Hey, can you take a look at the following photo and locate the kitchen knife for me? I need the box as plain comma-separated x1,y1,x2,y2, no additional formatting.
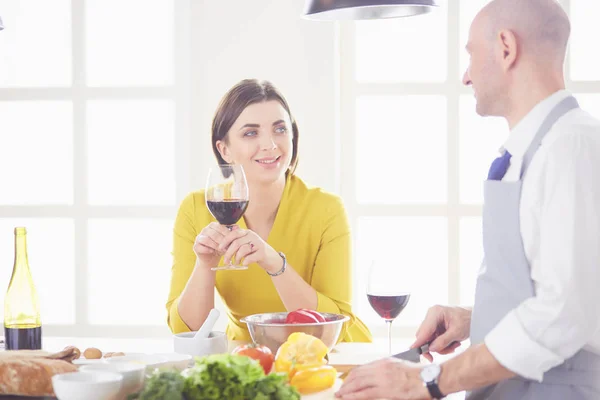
392,343,429,363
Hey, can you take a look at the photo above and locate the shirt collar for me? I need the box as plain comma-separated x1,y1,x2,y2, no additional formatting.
501,89,571,158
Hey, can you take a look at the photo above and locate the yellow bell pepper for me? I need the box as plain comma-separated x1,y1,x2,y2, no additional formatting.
290,365,338,395
274,332,329,376
288,360,328,379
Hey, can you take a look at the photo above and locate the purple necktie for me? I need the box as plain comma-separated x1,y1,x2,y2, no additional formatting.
487,150,512,181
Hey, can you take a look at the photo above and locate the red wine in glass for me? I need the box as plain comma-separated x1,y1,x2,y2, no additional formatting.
206,200,249,226
205,164,249,270
367,259,411,355
367,293,410,321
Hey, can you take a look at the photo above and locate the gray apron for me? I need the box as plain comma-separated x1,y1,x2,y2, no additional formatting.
468,96,600,399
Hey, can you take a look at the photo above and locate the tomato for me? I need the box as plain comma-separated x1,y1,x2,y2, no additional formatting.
285,309,326,324
290,365,338,395
231,343,274,374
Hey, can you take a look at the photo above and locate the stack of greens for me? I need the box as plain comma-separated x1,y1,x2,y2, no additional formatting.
130,354,300,400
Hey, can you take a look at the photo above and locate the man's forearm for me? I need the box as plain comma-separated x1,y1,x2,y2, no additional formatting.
437,343,516,395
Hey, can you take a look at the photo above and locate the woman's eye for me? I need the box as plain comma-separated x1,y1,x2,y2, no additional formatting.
275,126,287,134
244,130,257,137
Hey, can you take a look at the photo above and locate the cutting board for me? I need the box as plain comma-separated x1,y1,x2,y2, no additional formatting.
328,342,427,376
328,343,388,375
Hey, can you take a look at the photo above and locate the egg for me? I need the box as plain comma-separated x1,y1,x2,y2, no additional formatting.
83,347,102,359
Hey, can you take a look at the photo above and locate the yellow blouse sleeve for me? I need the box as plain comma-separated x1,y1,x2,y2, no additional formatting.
310,195,372,343
166,193,198,333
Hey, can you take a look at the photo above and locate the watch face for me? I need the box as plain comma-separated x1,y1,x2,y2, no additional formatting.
420,363,441,382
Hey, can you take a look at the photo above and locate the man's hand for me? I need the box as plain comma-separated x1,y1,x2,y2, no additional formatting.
335,358,431,400
412,305,472,361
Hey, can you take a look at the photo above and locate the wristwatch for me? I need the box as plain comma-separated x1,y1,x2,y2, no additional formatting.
420,364,445,399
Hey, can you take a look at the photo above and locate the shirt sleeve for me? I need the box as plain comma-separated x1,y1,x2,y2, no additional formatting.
310,194,372,342
166,193,198,334
485,131,600,381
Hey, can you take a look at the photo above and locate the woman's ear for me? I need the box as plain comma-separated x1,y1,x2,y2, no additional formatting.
216,140,232,164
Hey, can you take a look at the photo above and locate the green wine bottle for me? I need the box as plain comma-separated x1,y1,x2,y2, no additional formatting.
4,227,42,350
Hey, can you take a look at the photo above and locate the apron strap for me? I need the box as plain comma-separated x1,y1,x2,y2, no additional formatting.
520,96,579,179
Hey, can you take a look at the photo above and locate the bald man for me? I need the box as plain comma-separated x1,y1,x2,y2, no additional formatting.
336,0,600,399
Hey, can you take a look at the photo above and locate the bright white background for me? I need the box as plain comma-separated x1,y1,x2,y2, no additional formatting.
0,0,599,340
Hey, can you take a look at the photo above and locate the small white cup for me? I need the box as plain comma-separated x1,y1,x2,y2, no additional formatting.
173,330,228,357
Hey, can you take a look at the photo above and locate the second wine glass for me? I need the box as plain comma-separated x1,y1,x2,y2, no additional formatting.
366,259,411,355
205,164,249,271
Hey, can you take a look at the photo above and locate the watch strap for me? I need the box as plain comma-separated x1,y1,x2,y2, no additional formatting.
426,381,445,399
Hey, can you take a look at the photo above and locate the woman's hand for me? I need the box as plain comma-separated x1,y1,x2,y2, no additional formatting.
193,222,232,267
219,228,284,274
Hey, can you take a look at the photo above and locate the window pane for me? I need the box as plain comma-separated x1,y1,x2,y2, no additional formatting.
459,96,507,204
86,0,174,86
87,219,172,325
459,217,482,305
576,94,600,119
0,101,73,205
87,100,176,206
355,3,447,82
355,217,448,327
570,1,600,81
0,220,75,324
0,0,71,87
356,96,447,204
459,0,492,79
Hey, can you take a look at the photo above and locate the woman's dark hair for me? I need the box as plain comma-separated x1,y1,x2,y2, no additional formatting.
211,79,299,175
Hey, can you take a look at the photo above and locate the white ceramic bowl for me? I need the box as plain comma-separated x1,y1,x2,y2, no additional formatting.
173,331,228,357
72,358,106,366
105,353,169,373
52,371,122,400
154,353,194,370
80,362,145,397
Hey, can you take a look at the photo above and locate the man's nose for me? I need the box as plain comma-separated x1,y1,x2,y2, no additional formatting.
462,69,472,86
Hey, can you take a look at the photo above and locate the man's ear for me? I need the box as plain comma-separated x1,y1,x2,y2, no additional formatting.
497,29,518,71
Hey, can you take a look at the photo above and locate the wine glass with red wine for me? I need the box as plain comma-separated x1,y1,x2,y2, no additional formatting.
367,260,411,355
205,164,249,271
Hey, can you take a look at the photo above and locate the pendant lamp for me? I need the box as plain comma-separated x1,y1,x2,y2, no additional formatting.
303,0,439,20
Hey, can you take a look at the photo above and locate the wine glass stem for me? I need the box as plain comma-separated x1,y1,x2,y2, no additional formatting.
225,225,234,265
386,319,393,355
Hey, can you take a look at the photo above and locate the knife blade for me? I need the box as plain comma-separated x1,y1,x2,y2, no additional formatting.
392,343,429,363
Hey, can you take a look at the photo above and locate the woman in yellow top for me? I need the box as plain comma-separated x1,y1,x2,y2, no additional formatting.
166,79,371,343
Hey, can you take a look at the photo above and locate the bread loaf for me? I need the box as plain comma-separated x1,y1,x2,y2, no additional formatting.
0,348,79,396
